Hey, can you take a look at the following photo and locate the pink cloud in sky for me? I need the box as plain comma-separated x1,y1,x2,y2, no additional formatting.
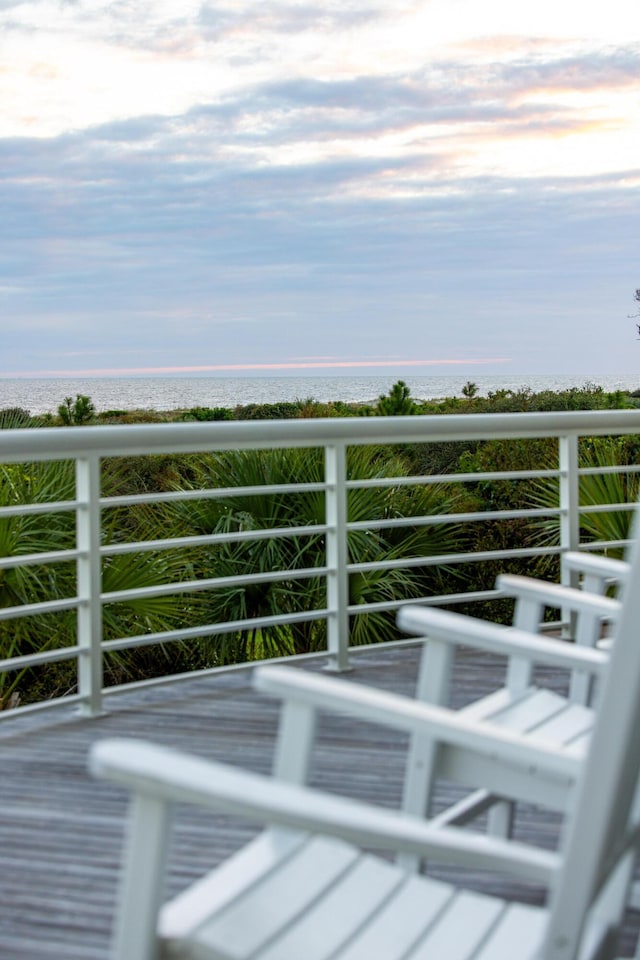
11,357,512,377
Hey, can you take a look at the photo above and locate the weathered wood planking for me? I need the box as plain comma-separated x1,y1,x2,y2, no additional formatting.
0,644,637,959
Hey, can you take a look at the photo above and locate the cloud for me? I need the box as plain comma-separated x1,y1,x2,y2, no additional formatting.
498,45,640,95
1,1,639,377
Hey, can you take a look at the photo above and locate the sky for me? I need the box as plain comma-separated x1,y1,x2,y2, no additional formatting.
1,0,639,379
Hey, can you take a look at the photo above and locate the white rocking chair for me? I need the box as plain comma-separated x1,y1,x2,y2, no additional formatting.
91,537,640,960
396,549,627,842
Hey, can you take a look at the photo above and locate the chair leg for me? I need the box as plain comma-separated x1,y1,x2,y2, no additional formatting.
487,799,515,839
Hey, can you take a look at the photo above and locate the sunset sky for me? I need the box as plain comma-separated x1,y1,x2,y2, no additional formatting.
1,0,639,378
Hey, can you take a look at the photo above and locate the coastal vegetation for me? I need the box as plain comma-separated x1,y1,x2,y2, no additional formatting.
1,381,639,706
132,445,466,664
5,379,635,430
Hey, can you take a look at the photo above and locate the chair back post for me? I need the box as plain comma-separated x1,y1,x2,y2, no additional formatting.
504,593,545,693
544,507,640,959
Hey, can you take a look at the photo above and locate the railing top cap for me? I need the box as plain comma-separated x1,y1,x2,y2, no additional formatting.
1,409,640,461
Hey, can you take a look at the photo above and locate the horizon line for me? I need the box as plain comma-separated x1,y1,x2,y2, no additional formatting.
2,358,512,378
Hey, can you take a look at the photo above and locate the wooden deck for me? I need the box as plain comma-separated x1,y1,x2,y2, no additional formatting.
1,643,638,959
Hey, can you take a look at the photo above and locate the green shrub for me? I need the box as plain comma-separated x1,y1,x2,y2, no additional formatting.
185,406,234,421
0,407,32,429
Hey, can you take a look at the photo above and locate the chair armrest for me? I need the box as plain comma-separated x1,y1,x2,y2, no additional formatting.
562,552,628,583
90,738,558,884
397,604,609,673
496,574,621,619
254,665,582,785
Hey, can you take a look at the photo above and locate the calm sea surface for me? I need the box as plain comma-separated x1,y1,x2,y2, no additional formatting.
1,374,639,416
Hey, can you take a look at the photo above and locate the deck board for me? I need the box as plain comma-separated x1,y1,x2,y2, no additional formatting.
0,643,637,958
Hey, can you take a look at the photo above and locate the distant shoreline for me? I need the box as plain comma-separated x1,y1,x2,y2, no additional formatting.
2,373,640,417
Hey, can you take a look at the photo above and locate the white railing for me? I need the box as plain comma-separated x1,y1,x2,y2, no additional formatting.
1,409,640,720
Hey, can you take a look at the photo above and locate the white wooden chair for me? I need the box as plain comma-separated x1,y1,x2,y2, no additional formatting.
91,542,640,960
398,551,627,841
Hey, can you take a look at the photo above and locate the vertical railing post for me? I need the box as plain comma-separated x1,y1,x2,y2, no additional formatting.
75,455,103,716
324,443,350,671
559,433,580,588
559,433,581,645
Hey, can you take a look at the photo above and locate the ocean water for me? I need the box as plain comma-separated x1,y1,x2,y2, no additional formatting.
1,373,639,417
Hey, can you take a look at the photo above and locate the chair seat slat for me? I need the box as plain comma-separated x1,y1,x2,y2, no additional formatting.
184,836,359,959
487,688,568,731
160,830,305,941
404,890,508,960
532,702,593,744
256,855,407,960
479,687,593,750
331,873,454,960
471,902,548,960
162,835,549,960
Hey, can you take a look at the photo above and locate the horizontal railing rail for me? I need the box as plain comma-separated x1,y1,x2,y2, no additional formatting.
1,408,639,721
